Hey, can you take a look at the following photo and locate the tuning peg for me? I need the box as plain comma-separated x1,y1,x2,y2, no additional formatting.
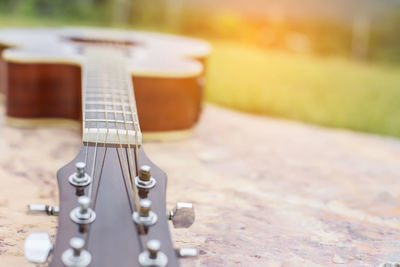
133,198,158,227
70,196,96,225
24,232,53,263
62,237,91,267
175,247,198,258
168,202,195,228
135,165,156,190
138,239,168,267
69,162,92,187
27,204,59,216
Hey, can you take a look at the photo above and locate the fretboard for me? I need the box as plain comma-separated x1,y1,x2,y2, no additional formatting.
82,47,142,145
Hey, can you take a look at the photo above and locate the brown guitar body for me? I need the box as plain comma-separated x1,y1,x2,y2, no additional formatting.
0,27,210,137
5,62,202,132
6,63,82,120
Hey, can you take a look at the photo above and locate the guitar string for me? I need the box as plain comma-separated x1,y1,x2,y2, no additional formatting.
82,56,98,198
86,52,101,200
110,43,146,223
111,43,147,243
84,47,129,210
85,47,112,245
88,46,124,207
74,51,104,250
83,57,94,171
103,44,137,206
82,44,147,252
91,47,110,203
84,142,89,165
83,58,89,167
112,50,136,211
121,43,141,175
86,46,132,245
121,47,147,241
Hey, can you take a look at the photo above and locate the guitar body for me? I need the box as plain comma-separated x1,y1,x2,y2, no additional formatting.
0,27,210,139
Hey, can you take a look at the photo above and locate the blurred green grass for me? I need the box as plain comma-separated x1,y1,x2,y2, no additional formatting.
206,40,400,137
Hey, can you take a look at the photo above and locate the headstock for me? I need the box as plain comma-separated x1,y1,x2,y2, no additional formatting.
24,143,195,266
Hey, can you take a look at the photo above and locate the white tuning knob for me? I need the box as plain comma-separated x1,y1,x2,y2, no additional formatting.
27,204,59,216
176,247,198,258
24,232,53,263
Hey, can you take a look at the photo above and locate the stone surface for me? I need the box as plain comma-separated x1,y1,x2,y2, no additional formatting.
1,104,400,266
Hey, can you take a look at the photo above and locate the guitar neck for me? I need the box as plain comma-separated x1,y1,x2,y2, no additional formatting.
82,47,142,145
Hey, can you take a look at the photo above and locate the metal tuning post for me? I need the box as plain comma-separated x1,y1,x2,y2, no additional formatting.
135,165,156,190
138,240,168,267
27,204,59,216
62,237,91,267
69,162,92,195
168,202,195,228
70,196,96,225
133,198,158,227
24,232,53,263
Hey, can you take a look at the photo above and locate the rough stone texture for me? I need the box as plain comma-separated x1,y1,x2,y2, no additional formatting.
1,104,400,266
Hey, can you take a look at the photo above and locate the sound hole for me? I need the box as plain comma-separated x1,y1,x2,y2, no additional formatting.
67,37,136,47
65,36,140,55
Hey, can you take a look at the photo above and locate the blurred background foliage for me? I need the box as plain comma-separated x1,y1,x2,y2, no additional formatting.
1,0,400,63
1,0,400,137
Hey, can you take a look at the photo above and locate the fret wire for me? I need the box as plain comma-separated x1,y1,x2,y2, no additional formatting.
85,93,129,97
86,80,130,85
86,93,128,98
85,109,132,114
85,101,130,106
85,119,135,124
86,77,130,82
86,87,129,91
86,88,129,92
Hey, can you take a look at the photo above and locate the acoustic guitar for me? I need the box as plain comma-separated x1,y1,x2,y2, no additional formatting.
0,27,210,139
0,27,211,266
